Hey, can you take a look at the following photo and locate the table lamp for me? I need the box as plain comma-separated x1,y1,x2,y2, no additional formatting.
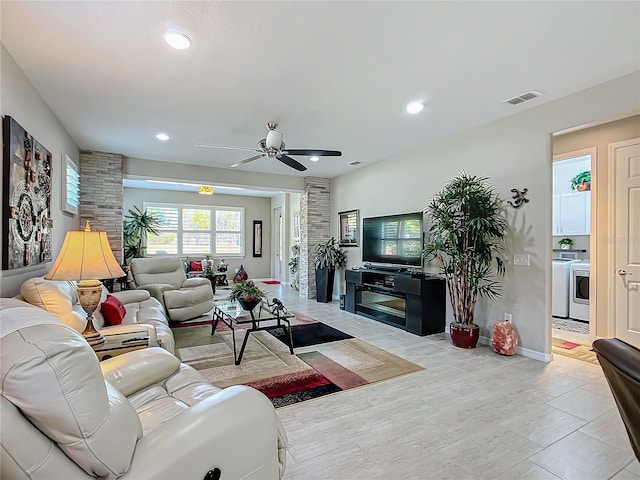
46,221,125,346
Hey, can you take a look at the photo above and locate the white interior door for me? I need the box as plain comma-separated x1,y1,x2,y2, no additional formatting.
274,207,284,281
613,137,640,347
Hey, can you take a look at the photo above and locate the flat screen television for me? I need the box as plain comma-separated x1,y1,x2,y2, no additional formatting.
362,212,424,266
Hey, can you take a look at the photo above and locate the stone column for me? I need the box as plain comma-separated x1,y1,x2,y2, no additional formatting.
299,177,330,298
79,151,124,263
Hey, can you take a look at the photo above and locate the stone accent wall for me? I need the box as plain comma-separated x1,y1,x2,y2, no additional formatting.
79,151,124,263
299,177,330,298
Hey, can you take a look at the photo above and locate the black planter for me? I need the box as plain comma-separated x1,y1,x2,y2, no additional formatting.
238,297,261,312
315,267,336,303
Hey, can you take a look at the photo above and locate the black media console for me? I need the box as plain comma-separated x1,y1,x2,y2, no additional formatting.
345,267,446,336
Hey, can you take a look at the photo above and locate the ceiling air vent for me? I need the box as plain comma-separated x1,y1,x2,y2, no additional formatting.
349,161,362,166
505,91,542,106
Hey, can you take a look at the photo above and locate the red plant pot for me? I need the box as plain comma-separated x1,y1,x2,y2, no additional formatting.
450,323,480,349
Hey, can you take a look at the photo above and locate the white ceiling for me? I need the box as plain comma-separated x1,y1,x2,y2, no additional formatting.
2,1,639,180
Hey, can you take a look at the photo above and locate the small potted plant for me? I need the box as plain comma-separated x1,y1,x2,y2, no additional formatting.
570,170,591,191
314,237,347,303
558,238,574,250
228,279,266,311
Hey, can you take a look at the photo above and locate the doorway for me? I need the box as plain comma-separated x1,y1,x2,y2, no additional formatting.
551,149,594,347
273,207,284,281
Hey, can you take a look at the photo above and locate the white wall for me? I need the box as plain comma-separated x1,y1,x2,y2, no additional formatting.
332,71,640,359
124,188,272,279
0,44,79,297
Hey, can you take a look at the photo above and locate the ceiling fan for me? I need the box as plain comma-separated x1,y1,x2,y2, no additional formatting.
197,122,341,172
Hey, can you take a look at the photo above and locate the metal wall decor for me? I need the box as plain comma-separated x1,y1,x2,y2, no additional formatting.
2,116,53,270
508,188,529,209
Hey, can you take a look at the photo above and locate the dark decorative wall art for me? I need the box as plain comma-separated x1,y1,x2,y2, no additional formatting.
2,116,53,270
253,220,263,257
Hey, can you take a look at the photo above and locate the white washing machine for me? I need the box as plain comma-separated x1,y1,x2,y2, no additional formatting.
570,260,590,321
552,259,580,318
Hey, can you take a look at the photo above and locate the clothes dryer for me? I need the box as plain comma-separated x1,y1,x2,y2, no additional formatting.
569,260,590,321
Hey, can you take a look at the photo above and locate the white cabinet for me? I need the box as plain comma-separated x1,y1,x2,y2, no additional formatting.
553,191,591,235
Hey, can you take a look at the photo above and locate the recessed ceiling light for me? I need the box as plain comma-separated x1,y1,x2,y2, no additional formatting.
155,133,170,141
310,156,320,162
406,101,424,114
163,31,191,50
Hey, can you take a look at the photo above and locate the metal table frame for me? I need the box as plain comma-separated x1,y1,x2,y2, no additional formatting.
211,300,294,365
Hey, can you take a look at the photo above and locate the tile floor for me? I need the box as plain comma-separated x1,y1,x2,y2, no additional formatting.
260,284,640,480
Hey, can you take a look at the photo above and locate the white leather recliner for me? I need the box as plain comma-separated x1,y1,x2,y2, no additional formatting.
130,256,214,322
0,303,288,479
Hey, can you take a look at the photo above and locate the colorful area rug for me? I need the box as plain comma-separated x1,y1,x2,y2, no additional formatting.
552,337,598,365
174,317,423,408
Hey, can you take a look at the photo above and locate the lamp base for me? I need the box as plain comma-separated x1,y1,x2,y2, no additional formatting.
82,324,105,346
77,280,105,347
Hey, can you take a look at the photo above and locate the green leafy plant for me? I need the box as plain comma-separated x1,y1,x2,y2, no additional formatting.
228,280,266,303
558,238,574,247
314,237,347,270
123,206,160,261
422,172,507,326
570,170,591,190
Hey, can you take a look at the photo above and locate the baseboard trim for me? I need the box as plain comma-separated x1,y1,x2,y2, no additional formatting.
443,327,552,363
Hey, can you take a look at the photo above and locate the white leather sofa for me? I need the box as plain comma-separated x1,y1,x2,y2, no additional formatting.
18,276,175,354
130,256,214,322
0,302,288,479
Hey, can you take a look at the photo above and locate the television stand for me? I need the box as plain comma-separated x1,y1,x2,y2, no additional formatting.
345,269,445,336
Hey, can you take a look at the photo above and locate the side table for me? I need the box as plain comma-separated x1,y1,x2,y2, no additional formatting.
92,330,150,361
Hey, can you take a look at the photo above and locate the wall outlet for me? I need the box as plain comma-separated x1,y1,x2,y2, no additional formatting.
504,313,512,323
234,268,239,273
513,254,530,266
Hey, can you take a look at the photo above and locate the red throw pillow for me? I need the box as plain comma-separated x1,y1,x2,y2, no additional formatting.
190,260,203,271
101,294,126,326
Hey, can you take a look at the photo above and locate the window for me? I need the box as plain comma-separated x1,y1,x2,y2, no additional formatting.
144,202,245,257
62,154,79,214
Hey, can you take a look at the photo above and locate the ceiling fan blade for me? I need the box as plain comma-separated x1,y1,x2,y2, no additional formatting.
197,143,259,153
278,155,307,171
230,154,265,168
286,149,342,157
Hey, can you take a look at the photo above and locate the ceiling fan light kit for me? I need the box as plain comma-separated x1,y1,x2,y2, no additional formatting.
198,122,342,172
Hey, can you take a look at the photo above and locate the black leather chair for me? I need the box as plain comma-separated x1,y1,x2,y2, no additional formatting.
592,338,640,461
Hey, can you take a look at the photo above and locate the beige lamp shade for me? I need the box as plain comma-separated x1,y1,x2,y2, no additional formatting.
46,222,125,281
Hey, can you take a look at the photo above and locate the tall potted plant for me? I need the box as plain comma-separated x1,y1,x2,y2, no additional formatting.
422,173,507,348
123,206,160,261
314,237,347,303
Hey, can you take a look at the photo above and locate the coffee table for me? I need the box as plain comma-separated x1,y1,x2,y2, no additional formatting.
211,299,295,365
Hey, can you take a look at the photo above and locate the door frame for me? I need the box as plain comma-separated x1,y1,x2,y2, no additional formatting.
608,137,640,340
